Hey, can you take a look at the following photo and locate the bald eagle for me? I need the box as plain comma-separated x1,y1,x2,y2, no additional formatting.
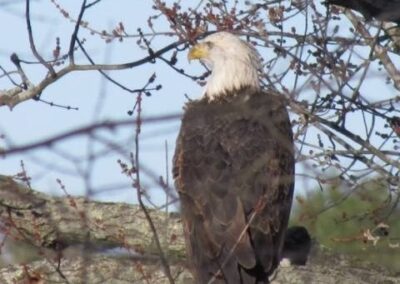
173,32,294,284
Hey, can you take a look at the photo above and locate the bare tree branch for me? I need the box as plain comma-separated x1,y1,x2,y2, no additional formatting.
0,40,186,109
0,114,181,156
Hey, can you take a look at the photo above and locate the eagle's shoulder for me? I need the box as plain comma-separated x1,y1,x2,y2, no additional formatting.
174,88,293,183
181,88,288,118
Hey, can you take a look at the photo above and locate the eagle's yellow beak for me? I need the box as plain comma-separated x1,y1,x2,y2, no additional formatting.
188,43,208,61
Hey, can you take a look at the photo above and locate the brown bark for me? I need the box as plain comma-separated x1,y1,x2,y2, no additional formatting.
0,175,184,257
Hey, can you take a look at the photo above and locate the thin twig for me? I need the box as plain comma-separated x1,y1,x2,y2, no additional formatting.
25,0,56,77
68,0,87,64
133,94,175,284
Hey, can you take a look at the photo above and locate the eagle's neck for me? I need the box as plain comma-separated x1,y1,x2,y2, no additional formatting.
204,59,260,101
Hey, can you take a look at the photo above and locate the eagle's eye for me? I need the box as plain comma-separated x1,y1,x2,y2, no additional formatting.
204,41,214,49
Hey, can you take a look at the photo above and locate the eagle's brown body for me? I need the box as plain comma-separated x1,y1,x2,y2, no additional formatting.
173,88,294,283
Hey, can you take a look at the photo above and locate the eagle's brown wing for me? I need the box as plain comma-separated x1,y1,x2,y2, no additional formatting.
173,89,294,284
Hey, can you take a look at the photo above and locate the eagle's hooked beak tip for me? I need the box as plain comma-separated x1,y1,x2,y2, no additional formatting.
187,48,195,63
188,44,206,63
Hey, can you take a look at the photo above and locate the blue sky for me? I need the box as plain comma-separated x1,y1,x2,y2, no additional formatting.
0,0,201,207
1,0,398,211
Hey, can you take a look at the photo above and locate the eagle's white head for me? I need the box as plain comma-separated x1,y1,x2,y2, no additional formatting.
188,32,262,101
